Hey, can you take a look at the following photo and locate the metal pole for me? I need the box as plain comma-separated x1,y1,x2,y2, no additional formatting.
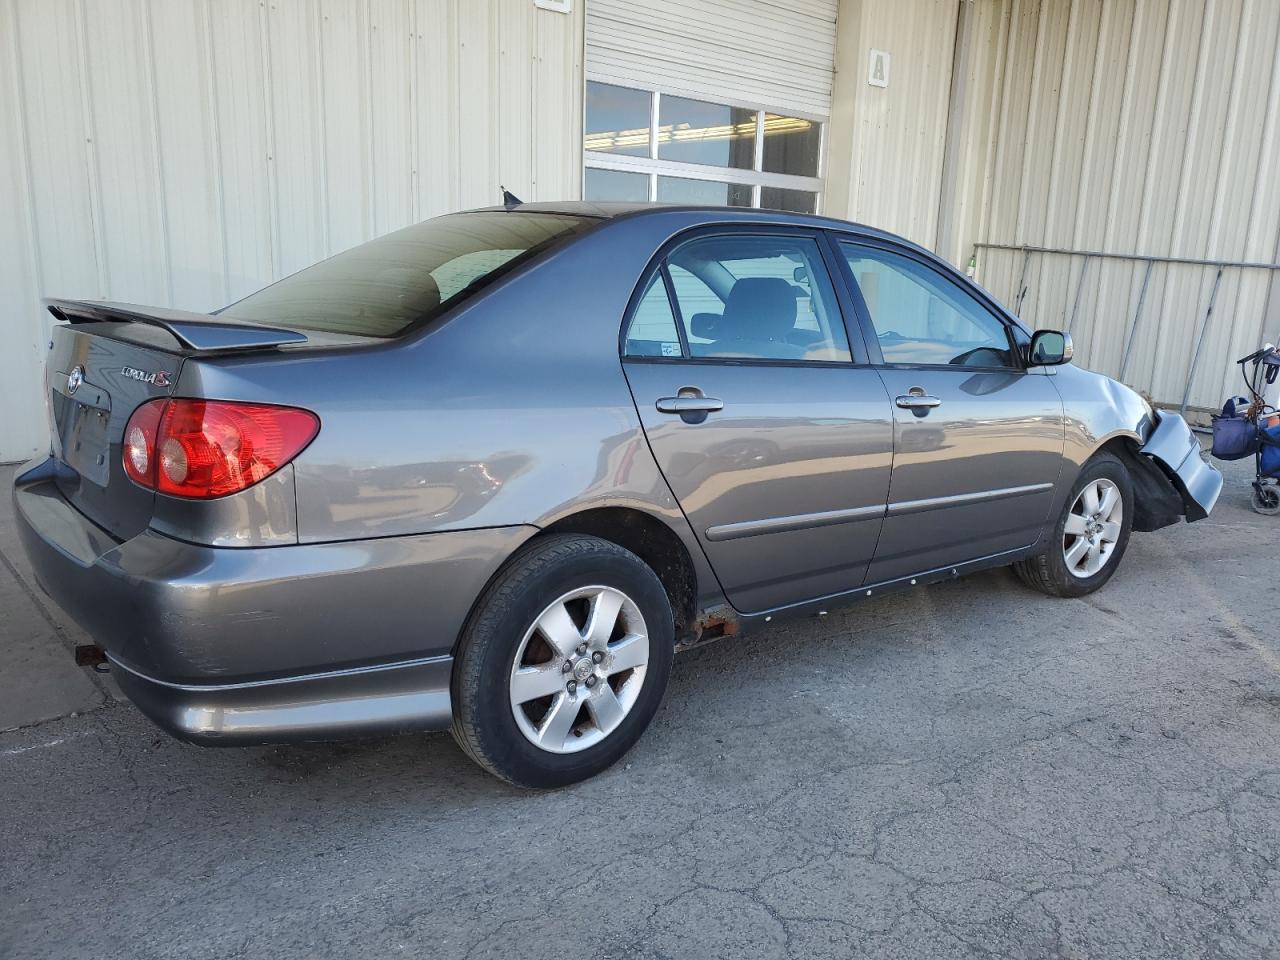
973,241,1280,273
1066,255,1093,331
1118,260,1154,383
1181,267,1224,415
1014,249,1032,316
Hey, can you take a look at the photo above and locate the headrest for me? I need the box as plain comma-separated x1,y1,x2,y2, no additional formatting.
720,277,797,342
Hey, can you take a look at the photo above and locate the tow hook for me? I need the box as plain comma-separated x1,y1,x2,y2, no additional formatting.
74,644,110,673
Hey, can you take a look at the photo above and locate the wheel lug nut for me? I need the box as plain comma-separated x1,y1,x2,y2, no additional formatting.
576,643,587,655
585,676,596,688
561,660,573,673
567,680,576,693
592,651,604,664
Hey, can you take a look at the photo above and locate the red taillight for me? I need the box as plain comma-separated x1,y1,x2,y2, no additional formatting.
122,399,319,499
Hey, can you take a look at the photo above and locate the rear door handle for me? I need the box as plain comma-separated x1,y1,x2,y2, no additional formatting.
655,396,724,414
655,388,723,424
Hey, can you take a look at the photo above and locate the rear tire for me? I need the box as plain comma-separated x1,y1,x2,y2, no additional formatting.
450,534,674,788
1014,452,1134,598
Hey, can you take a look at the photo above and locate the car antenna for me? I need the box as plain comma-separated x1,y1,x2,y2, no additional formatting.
500,185,522,209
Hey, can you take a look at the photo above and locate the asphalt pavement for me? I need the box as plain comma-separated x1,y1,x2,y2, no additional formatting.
2,454,1278,959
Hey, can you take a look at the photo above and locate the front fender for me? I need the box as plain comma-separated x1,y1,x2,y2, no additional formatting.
1139,410,1222,522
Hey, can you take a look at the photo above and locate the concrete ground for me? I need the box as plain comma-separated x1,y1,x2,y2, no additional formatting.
2,454,1278,960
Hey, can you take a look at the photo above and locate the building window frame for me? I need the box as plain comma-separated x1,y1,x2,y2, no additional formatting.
583,82,826,212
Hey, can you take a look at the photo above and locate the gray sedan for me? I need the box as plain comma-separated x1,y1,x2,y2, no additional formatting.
14,202,1221,787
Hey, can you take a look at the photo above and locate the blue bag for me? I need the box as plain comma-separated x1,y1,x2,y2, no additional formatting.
1212,415,1260,461
1261,422,1280,478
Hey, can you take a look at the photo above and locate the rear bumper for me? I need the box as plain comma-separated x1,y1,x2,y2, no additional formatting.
13,458,537,743
110,653,453,745
1140,410,1222,521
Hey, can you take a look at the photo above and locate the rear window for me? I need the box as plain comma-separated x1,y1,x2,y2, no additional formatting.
219,212,593,337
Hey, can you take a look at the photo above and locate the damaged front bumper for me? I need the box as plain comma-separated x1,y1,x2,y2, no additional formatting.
1140,410,1222,522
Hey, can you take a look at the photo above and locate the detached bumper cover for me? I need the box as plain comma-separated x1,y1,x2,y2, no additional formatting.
1140,410,1222,522
13,459,537,744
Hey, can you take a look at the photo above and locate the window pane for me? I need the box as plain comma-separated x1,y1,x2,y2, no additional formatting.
657,95,755,168
221,213,591,337
584,82,651,157
840,244,1015,367
761,114,821,177
656,176,752,207
759,187,816,214
666,235,850,363
624,275,682,357
584,167,649,202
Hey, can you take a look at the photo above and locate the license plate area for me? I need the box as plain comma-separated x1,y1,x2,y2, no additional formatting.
51,376,113,487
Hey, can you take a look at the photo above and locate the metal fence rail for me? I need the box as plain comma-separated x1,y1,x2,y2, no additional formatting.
972,242,1280,415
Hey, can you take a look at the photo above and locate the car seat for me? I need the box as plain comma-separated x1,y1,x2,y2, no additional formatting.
707,277,804,360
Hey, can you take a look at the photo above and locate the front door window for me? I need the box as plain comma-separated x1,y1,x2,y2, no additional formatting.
840,244,1017,368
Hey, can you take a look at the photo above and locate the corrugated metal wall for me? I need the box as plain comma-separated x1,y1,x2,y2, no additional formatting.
0,0,584,462
586,0,838,117
824,0,959,249
965,0,1280,412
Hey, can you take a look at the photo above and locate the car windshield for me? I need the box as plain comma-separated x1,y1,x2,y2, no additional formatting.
219,212,594,337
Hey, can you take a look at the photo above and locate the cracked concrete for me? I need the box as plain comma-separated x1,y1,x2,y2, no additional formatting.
1,455,1278,959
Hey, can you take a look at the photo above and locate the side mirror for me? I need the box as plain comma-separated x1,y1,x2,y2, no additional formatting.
1028,329,1073,366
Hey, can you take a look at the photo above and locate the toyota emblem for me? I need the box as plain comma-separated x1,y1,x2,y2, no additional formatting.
67,365,85,395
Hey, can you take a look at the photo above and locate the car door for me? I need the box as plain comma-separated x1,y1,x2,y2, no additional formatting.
834,238,1066,584
621,228,894,614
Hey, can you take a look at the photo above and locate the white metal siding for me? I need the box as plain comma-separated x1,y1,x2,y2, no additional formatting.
0,0,584,462
823,0,960,248
964,0,1280,412
586,0,838,117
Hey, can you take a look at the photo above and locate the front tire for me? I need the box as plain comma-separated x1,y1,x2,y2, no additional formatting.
1014,452,1134,598
451,534,674,788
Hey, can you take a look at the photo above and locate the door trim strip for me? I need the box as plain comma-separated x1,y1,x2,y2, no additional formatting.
703,481,1054,543
885,482,1053,517
705,503,885,542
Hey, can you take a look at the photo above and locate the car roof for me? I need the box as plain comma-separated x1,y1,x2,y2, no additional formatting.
465,200,925,254
465,200,942,265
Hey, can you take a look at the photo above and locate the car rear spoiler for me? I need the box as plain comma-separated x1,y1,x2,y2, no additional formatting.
44,299,308,353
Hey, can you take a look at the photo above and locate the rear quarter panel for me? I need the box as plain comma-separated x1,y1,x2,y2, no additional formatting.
176,211,732,604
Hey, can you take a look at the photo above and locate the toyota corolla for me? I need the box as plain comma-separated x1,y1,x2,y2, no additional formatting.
14,202,1221,787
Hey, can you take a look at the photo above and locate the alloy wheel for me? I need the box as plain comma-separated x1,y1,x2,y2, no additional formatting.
509,585,650,754
1063,477,1123,579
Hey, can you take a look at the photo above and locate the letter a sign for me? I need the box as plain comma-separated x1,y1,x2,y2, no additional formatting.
868,49,890,88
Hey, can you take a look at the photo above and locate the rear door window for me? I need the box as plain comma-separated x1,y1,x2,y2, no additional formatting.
220,212,593,337
625,234,852,363
624,275,683,358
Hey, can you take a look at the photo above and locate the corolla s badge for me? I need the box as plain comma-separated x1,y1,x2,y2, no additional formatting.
120,366,171,387
66,365,84,394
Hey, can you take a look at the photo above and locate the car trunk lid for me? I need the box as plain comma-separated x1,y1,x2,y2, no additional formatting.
43,300,308,541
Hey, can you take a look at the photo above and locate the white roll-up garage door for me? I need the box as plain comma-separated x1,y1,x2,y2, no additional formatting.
586,0,839,119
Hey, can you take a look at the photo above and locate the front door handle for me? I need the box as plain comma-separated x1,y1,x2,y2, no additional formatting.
655,396,724,414
895,387,942,412
894,395,942,409
655,388,723,424
895,387,942,419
